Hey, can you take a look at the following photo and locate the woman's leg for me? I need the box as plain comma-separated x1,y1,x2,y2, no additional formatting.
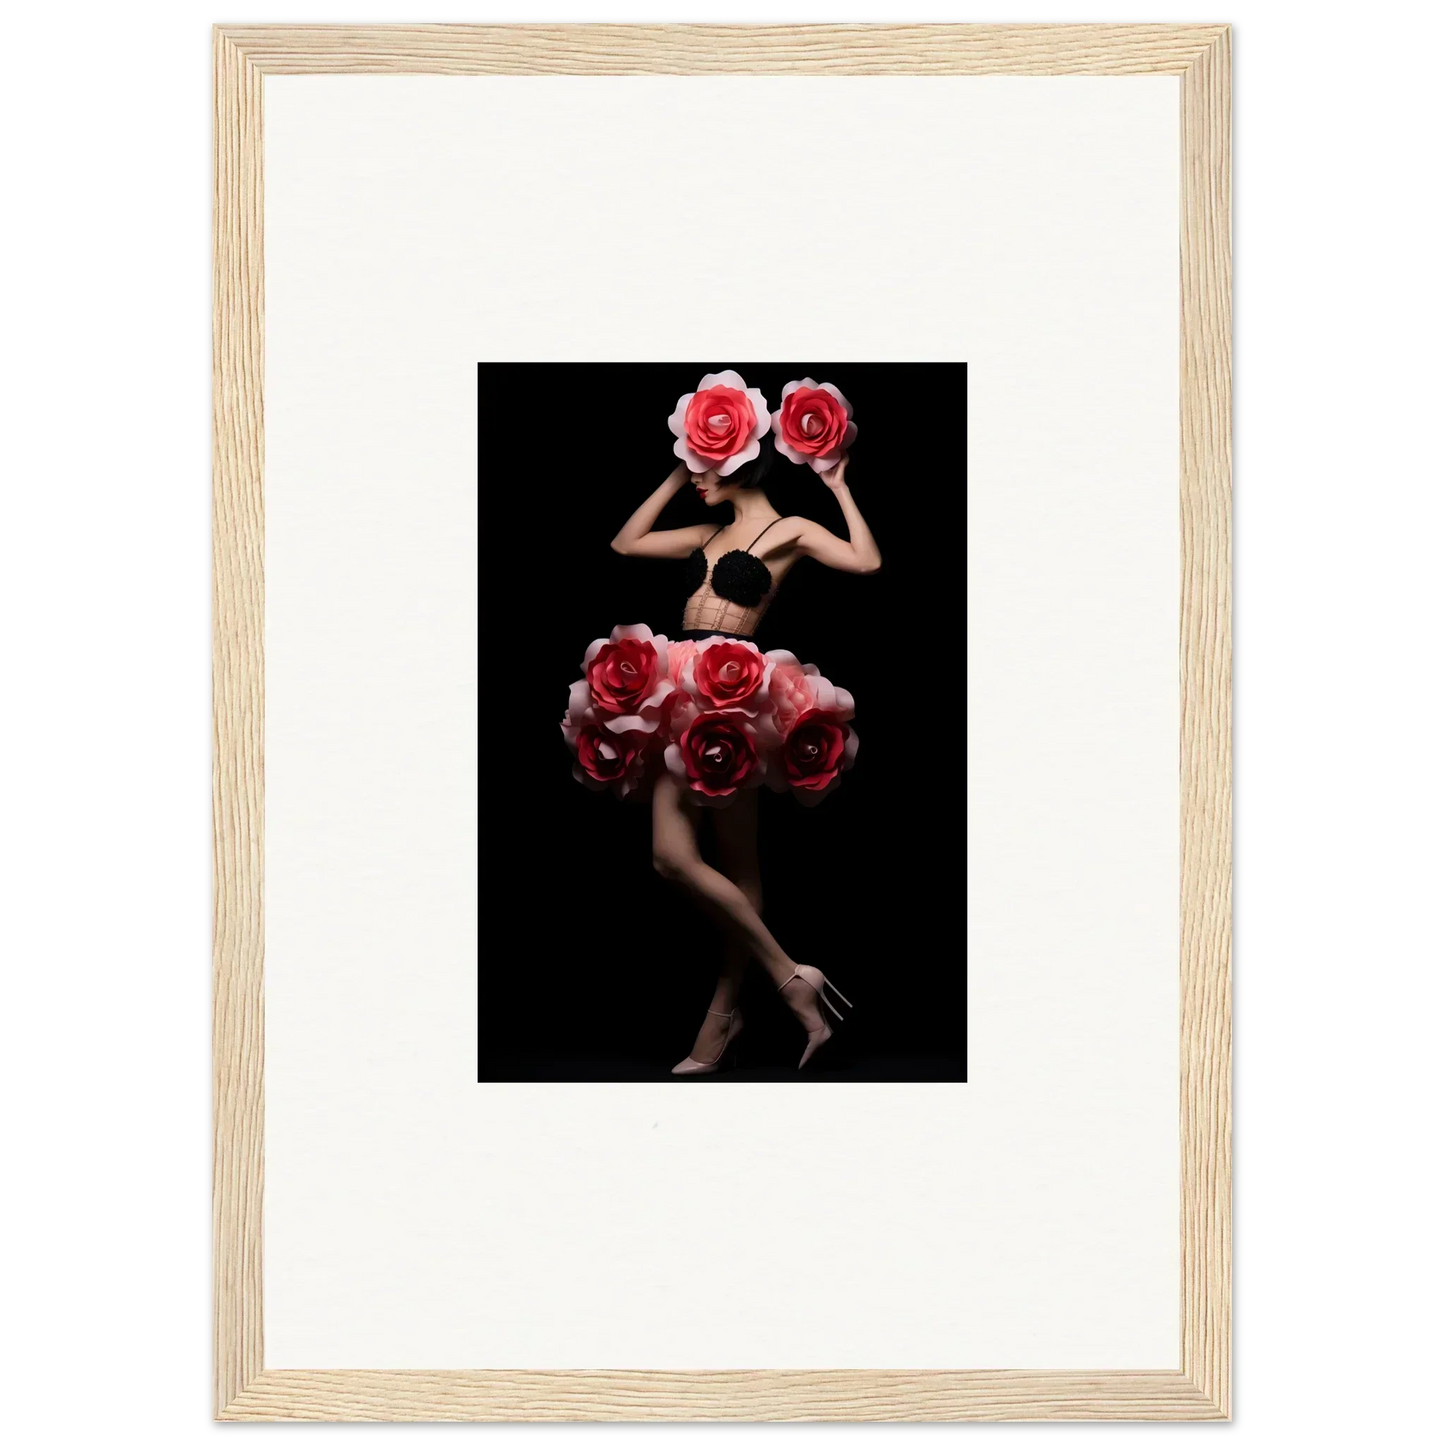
652,775,827,1047
682,789,760,1062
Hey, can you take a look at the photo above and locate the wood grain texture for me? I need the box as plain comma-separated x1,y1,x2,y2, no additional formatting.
213,22,1231,1423
213,26,265,1420
222,22,1228,76
1178,26,1233,1421
221,1369,1221,1422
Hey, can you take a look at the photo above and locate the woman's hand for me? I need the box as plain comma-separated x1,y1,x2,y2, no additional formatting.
794,452,881,574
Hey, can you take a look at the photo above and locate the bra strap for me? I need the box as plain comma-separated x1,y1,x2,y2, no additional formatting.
746,517,784,553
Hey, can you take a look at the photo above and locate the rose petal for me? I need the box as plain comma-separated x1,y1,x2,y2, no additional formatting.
604,714,658,734
716,435,761,476
673,438,712,473
746,388,770,437
773,434,810,468
700,370,747,392
640,678,675,710
566,677,596,715
794,778,839,807
667,393,695,437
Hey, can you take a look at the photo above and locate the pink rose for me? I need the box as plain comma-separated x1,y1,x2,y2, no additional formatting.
681,637,773,715
771,378,857,473
777,708,858,805
668,370,770,476
665,711,762,804
764,652,816,737
581,623,674,728
666,638,698,680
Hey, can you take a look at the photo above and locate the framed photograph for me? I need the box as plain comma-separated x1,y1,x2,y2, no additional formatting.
215,22,1230,1422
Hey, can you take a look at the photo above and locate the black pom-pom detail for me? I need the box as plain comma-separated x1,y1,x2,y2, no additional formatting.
682,548,708,595
710,550,772,609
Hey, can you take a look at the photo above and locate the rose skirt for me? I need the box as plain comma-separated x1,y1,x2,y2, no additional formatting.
561,624,858,807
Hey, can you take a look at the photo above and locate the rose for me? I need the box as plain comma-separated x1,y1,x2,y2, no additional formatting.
580,623,674,727
666,638,698,682
561,627,675,798
764,652,816,738
568,722,653,797
771,378,857,473
757,654,858,803
777,709,859,804
668,370,771,476
561,640,668,796
680,637,773,717
762,651,854,735
665,711,762,803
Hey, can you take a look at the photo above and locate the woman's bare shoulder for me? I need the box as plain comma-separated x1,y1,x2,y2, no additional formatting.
776,516,830,546
772,515,817,539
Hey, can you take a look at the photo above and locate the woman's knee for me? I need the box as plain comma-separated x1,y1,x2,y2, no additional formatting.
652,845,697,887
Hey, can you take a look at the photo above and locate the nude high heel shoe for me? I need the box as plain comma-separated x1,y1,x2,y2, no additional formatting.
671,1007,745,1076
777,965,854,1070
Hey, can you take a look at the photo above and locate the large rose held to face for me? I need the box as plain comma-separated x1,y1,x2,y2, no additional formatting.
668,370,771,476
666,711,761,801
771,378,858,473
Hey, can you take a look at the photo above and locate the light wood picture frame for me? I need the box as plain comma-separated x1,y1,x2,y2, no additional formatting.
214,22,1231,1422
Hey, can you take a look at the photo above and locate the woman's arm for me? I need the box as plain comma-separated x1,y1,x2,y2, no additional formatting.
792,456,882,574
611,465,714,558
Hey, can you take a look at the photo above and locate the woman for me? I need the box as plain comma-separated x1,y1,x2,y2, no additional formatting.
607,403,882,1074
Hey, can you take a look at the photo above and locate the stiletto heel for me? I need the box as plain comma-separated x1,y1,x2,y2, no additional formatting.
777,965,853,1070
671,1007,745,1076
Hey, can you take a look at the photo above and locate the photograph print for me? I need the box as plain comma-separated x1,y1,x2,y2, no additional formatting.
478,363,966,1081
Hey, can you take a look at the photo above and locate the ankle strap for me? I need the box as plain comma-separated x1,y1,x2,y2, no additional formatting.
707,1007,736,1020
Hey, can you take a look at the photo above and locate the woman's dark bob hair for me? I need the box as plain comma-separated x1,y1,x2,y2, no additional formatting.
724,430,777,490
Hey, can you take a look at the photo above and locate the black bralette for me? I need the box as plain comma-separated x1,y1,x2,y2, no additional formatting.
684,519,783,610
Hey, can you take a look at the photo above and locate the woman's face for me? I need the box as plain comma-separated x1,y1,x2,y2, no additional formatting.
692,470,740,507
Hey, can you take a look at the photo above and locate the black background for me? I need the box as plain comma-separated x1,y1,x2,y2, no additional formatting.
477,363,966,1081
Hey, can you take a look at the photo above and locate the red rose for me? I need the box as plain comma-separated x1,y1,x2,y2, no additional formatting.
586,634,663,716
781,709,850,793
770,378,858,473
573,724,648,788
667,371,770,476
690,640,767,711
778,389,848,457
684,386,756,464
667,712,760,799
